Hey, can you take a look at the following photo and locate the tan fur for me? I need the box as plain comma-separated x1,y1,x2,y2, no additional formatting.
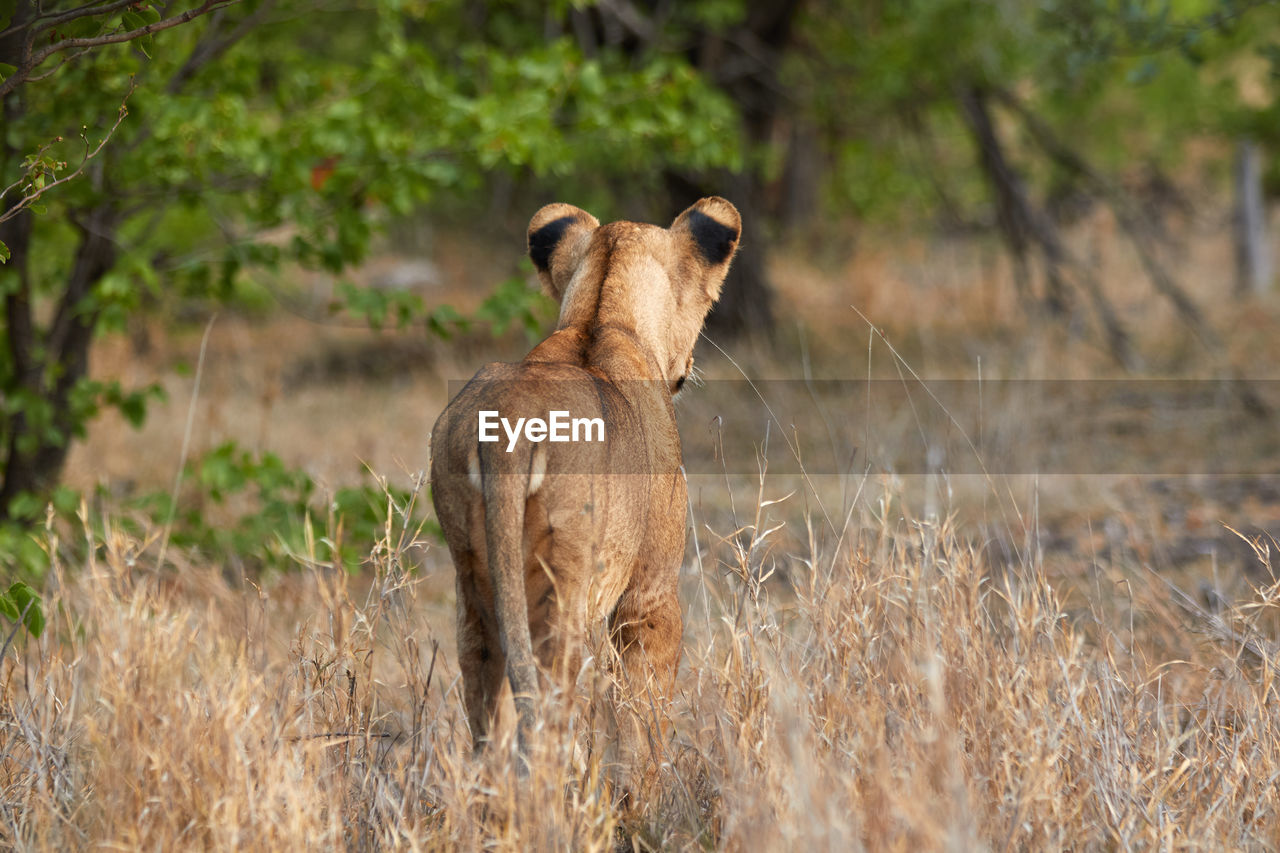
428,198,740,795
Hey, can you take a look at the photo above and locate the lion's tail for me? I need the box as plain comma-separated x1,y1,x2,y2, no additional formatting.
478,440,538,772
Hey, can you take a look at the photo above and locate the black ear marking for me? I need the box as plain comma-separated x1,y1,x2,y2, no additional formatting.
687,210,739,265
528,215,578,272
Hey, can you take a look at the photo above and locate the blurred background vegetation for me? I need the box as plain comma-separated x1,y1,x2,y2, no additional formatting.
3,0,1280,582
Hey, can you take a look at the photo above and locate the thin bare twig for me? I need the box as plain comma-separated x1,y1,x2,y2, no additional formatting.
0,596,38,663
697,331,837,538
0,82,135,225
22,46,96,82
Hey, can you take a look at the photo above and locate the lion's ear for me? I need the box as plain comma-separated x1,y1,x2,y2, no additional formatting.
670,197,741,302
528,203,600,302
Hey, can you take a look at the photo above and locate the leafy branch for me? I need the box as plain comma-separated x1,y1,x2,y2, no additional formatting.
0,82,135,240
0,0,240,99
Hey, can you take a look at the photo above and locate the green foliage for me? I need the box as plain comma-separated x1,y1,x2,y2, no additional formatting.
147,440,432,573
0,441,430,581
790,0,1280,222
0,522,52,579
0,0,742,525
473,268,558,341
332,264,554,341
334,282,428,332
0,582,44,640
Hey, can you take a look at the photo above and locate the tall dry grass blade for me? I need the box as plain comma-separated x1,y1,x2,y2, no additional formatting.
156,312,217,572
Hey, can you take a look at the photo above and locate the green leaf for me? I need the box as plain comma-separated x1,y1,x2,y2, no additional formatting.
0,240,9,264
63,15,103,38
121,11,154,57
51,486,80,516
6,492,42,522
120,395,146,426
5,583,44,638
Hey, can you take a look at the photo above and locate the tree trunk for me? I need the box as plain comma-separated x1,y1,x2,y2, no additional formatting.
0,0,241,520
580,0,803,339
0,208,118,520
958,86,1070,315
0,1,38,520
0,210,39,520
780,120,821,231
668,0,803,339
1234,137,1272,297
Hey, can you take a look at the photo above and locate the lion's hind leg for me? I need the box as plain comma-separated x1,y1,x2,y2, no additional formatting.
605,566,683,801
454,550,507,753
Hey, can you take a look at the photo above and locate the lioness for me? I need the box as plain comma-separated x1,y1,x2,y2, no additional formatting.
429,198,740,788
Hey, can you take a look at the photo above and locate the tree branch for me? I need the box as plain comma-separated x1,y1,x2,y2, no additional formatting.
23,45,95,81
165,0,275,94
986,87,1269,414
26,0,138,38
0,0,241,99
990,86,1223,352
958,85,1138,369
1,0,120,37
0,82,133,225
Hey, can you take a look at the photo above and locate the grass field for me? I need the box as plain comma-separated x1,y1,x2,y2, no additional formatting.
4,212,1280,849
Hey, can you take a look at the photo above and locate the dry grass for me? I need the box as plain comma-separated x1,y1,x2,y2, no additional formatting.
3,464,1279,850
9,211,1280,848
